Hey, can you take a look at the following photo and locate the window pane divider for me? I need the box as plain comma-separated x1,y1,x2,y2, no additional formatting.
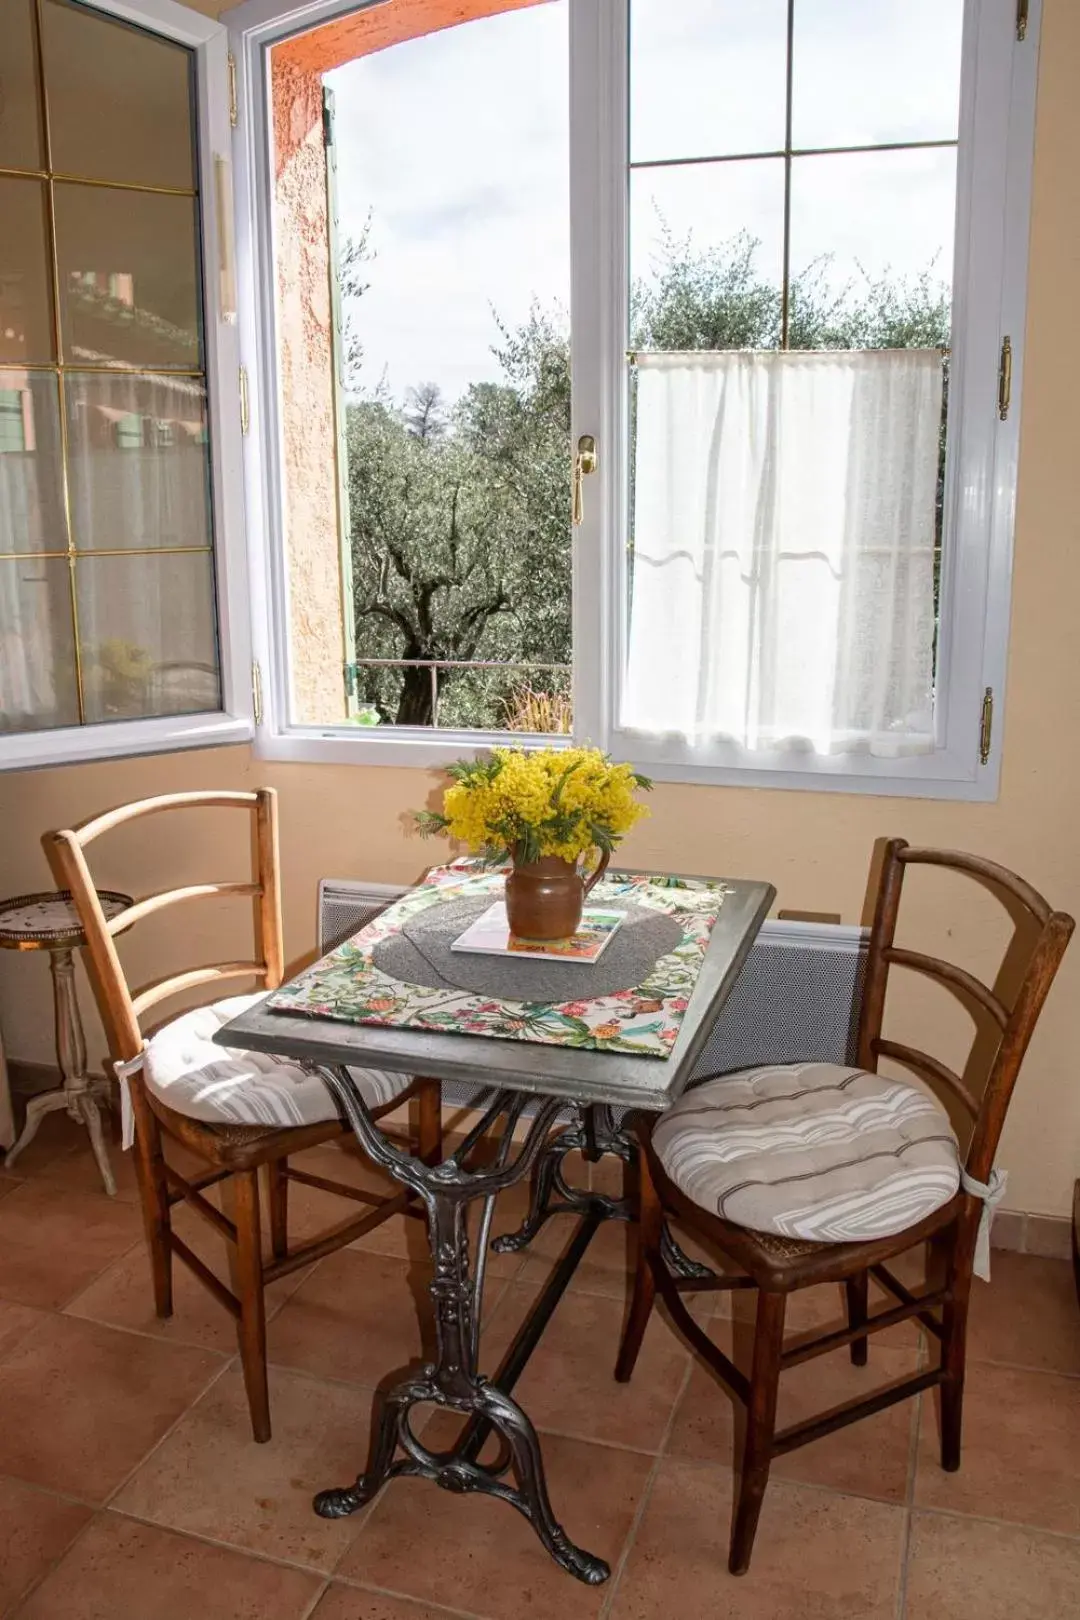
628,136,958,173
0,164,197,197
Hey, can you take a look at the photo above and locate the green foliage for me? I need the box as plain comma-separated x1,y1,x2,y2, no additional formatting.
343,229,951,727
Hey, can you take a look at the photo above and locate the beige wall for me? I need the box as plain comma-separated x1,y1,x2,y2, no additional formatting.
1,0,1078,1220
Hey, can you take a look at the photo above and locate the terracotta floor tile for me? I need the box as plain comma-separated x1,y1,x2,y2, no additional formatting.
610,1457,904,1619
0,1477,92,1617
914,1362,1080,1534
114,1362,380,1572
480,1282,688,1451
0,1313,224,1502
66,1204,311,1354
0,1182,142,1309
25,1136,141,1205
268,1250,434,1388
337,1428,652,1620
966,1253,1080,1374
518,1221,636,1302
14,1513,322,1620
0,1300,50,1361
667,1324,920,1502
905,1511,1080,1620
0,1176,23,1203
1,1109,91,1177
314,1586,480,1620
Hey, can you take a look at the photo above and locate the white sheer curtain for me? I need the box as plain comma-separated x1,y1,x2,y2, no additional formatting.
621,348,944,756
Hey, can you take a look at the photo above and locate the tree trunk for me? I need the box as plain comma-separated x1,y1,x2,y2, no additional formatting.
396,664,437,726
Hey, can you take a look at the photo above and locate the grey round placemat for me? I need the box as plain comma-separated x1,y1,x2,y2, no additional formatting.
371,893,684,1003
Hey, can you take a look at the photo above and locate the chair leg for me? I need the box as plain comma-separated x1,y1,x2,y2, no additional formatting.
615,1149,661,1383
730,1289,786,1576
266,1156,289,1263
129,1083,173,1319
939,1230,973,1473
845,1269,869,1367
415,1077,443,1166
234,1168,271,1444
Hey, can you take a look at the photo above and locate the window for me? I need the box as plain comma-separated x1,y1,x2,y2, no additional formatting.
7,2,1023,788
0,0,249,769
233,0,1037,799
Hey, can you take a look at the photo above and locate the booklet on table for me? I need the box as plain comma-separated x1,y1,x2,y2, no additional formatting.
450,900,626,963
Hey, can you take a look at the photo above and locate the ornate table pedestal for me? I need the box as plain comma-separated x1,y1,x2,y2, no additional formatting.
0,890,131,1196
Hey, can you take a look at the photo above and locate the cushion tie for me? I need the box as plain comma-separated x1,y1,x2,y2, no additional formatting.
112,1047,148,1151
960,1167,1007,1281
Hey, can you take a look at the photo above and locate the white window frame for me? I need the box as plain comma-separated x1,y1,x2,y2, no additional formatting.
231,0,1037,802
0,0,253,773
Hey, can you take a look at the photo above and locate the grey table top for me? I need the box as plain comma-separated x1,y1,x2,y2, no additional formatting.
214,874,775,1113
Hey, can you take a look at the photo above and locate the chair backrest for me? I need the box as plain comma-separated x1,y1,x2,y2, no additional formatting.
857,840,1074,1184
43,789,283,1066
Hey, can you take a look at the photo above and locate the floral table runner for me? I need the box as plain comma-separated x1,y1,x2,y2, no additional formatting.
268,859,730,1059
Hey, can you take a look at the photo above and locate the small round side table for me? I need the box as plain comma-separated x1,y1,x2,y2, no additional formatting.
0,890,132,1196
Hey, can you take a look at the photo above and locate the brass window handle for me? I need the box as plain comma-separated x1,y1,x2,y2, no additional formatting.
572,434,598,525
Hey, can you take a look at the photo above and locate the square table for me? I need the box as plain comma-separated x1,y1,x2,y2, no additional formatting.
216,870,773,1584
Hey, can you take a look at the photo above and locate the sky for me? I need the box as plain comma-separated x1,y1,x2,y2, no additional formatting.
323,0,963,406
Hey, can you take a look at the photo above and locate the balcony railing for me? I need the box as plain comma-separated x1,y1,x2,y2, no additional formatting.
344,657,571,729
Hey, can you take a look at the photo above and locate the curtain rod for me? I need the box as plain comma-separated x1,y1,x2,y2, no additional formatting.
626,346,951,363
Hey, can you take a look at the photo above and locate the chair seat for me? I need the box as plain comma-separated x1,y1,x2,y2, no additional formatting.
143,993,412,1128
653,1062,961,1243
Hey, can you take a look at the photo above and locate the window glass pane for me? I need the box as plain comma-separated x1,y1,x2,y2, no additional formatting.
793,0,964,148
65,372,210,551
0,178,55,364
631,160,785,348
0,370,66,552
0,0,44,171
272,0,572,730
789,148,957,332
54,183,201,369
0,555,79,730
631,0,788,164
41,0,195,190
76,550,219,721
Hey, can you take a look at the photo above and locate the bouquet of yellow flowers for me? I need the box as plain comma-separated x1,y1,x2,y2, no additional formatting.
416,746,651,865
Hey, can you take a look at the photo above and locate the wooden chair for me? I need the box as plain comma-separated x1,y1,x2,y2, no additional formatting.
45,789,441,1443
616,841,1073,1575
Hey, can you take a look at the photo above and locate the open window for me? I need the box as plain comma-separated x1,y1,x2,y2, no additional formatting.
233,0,1038,799
0,0,250,772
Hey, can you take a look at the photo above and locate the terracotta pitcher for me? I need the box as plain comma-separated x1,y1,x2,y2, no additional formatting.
504,849,610,941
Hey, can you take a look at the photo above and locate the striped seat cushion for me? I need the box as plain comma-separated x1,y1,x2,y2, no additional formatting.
143,994,412,1128
653,1062,960,1242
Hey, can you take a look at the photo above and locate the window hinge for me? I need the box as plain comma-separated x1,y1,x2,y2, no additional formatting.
227,51,238,128
997,336,1012,421
239,364,249,436
979,687,994,766
1016,0,1029,41
251,660,264,727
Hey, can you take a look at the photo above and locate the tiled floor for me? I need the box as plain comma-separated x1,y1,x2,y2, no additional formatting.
1,1115,1078,1619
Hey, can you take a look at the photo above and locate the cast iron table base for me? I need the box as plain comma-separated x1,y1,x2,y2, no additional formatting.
311,1068,620,1584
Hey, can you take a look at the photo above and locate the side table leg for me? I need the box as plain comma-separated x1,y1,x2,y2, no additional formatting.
53,947,116,1197
77,1090,118,1198
3,1089,68,1170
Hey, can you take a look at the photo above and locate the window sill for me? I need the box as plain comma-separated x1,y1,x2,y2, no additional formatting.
0,713,254,774
254,725,574,769
253,724,1000,801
